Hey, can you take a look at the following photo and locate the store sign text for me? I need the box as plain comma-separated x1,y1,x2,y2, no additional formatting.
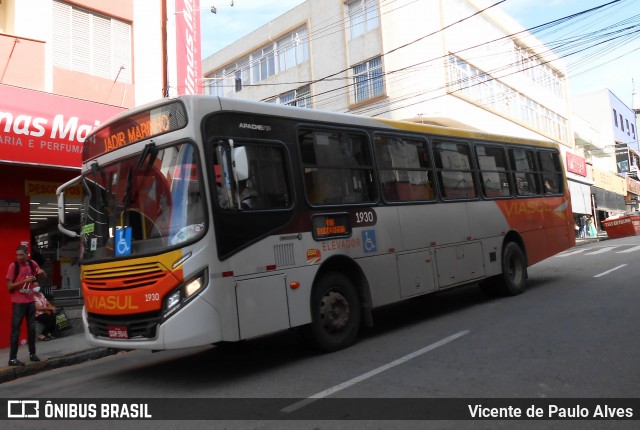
0,111,99,143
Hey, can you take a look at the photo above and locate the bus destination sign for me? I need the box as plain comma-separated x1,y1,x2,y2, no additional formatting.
311,213,351,240
83,101,188,162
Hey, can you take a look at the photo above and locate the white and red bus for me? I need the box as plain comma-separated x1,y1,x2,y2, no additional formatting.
57,96,574,352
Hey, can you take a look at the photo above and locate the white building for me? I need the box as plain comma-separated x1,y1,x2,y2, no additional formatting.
203,0,624,221
572,89,640,215
202,0,572,144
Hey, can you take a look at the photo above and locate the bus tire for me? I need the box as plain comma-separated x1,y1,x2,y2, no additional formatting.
310,273,361,352
498,241,527,296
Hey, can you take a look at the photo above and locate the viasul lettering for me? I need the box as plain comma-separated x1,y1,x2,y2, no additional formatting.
87,295,138,310
503,201,549,216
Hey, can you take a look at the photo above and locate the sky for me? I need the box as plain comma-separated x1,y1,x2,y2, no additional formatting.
199,0,640,107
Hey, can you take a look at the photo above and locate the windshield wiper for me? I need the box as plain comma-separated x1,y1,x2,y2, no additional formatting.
121,141,158,227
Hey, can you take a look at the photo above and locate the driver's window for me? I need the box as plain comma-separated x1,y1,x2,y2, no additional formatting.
214,143,291,211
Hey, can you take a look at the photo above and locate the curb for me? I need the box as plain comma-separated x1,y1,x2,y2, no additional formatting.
574,236,608,247
0,348,123,384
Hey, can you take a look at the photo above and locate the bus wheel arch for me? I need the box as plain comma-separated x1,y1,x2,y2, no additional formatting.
308,256,372,352
479,232,528,297
497,232,528,296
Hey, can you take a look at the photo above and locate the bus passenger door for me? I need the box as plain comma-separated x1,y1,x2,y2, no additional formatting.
235,274,290,339
397,250,436,298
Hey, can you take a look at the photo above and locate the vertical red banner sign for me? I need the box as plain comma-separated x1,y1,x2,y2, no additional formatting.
175,0,202,95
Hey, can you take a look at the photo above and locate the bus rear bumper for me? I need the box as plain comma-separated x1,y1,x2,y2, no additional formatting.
82,297,223,350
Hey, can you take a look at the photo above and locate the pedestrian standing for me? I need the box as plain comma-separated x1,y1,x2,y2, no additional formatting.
5,244,47,366
587,215,597,237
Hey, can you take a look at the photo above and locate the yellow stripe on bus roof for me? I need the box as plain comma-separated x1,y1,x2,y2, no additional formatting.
373,117,560,149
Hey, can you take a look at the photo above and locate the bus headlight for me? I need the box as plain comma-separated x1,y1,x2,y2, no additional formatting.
184,276,204,298
163,269,208,318
166,291,181,311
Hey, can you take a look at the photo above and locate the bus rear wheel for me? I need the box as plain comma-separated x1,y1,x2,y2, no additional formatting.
310,273,361,352
498,241,527,296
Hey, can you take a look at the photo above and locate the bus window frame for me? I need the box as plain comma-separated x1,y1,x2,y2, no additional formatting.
507,146,543,198
206,137,296,213
432,139,480,202
473,142,514,200
537,149,564,196
297,125,378,208
372,132,437,204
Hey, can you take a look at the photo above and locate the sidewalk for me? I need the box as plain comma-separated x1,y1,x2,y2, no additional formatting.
0,330,119,384
574,231,608,246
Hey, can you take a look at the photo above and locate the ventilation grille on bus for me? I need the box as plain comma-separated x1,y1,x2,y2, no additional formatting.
83,262,167,291
274,243,295,267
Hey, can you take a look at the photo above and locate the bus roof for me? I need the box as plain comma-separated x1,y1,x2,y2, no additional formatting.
86,95,560,161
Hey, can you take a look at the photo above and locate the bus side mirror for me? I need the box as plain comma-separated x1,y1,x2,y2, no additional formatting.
233,146,249,181
57,177,81,238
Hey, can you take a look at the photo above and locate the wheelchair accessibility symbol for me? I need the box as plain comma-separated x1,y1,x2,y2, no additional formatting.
115,227,132,256
361,230,377,254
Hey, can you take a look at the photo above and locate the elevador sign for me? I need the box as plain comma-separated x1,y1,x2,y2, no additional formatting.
0,85,124,169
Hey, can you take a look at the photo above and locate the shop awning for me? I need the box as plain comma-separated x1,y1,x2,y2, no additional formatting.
591,186,626,212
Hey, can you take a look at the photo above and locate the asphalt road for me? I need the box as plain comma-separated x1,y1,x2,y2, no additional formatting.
1,236,639,430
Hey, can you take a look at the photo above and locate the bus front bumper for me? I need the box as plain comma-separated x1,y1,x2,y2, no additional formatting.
83,297,223,350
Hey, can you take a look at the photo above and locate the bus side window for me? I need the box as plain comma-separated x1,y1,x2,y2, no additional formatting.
217,144,291,211
433,141,478,200
374,135,434,202
300,129,376,205
537,150,563,195
475,144,512,198
508,148,540,196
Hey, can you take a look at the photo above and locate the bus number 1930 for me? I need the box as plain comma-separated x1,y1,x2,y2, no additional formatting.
145,293,160,302
355,210,376,225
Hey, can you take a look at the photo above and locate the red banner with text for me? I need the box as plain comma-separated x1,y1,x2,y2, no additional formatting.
0,85,124,169
175,0,202,95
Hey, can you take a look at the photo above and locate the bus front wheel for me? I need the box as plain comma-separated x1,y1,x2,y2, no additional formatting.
310,273,361,352
498,241,527,296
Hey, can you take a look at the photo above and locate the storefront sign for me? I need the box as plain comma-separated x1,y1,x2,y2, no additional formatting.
566,152,587,177
626,177,640,195
0,85,124,168
615,144,630,174
25,180,82,197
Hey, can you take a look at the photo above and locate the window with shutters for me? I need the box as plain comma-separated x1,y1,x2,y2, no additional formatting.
52,1,132,83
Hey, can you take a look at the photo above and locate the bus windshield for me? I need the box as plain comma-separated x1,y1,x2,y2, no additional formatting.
79,141,205,262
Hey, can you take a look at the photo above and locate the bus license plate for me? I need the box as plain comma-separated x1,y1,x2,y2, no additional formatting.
107,326,129,339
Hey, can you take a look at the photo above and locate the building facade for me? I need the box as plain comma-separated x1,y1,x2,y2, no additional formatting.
201,0,640,237
0,0,203,347
201,0,591,215
572,90,640,229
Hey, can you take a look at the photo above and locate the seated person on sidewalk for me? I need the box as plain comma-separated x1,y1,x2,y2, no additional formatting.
34,285,57,341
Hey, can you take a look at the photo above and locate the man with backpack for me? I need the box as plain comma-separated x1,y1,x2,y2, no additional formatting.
5,244,47,366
